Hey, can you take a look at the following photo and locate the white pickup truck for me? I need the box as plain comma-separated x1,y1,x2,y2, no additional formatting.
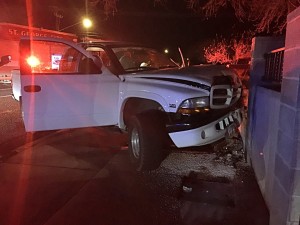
12,37,243,171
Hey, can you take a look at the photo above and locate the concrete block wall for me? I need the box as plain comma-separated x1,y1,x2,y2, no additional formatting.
270,6,300,225
248,86,281,209
247,37,284,211
247,36,285,154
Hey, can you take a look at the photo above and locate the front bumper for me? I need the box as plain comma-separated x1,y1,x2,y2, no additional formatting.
168,108,243,148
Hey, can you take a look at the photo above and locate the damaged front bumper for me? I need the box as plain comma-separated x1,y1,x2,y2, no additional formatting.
168,108,243,148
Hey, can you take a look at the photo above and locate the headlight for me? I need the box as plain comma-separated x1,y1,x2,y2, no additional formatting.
178,97,210,114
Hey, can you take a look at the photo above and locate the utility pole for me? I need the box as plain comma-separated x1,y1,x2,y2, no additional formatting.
50,6,64,31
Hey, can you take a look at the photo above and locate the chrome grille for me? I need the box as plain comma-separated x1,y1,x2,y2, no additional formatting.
210,85,241,109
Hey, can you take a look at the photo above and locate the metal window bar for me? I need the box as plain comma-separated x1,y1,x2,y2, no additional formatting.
264,48,284,83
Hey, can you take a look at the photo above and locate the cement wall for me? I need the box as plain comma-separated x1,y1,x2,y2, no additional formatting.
248,87,281,208
269,6,300,225
247,37,284,208
248,7,300,225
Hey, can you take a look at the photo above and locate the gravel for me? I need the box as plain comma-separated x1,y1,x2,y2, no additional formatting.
160,152,237,179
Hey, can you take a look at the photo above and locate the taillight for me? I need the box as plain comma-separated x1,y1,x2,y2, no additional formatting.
26,56,40,67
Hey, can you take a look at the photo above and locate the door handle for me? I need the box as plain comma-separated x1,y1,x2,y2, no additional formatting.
24,85,41,93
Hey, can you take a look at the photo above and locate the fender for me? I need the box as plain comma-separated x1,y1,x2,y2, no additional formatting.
118,91,169,129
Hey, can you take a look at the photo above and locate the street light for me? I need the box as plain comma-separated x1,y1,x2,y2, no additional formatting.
59,18,93,32
82,18,92,29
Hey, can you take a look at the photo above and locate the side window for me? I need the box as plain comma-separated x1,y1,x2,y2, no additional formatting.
86,47,111,68
59,47,81,73
99,51,111,68
20,40,84,74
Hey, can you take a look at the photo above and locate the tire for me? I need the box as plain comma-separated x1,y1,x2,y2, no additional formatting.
128,112,166,171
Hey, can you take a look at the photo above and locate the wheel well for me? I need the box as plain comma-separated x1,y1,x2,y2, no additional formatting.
122,98,164,129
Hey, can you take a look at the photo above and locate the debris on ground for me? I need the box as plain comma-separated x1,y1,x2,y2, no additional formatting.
212,133,245,168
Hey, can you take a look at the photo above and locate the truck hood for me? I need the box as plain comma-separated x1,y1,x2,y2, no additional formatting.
119,65,240,89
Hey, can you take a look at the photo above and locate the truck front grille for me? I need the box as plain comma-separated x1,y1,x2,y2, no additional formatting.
210,85,241,109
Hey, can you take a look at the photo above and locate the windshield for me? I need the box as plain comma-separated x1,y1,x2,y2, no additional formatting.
112,46,179,72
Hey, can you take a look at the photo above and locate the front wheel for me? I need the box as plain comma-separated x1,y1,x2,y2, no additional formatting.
128,113,165,171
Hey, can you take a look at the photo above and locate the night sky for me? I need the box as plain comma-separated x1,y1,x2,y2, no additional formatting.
0,0,248,63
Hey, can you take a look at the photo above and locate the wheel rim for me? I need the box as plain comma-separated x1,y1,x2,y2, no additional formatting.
131,127,140,159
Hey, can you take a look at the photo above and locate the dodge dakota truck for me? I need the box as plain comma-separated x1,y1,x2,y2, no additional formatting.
15,37,243,171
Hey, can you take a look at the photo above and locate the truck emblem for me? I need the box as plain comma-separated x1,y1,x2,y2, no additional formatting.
169,104,176,108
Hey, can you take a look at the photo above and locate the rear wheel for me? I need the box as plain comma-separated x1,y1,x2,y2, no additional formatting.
128,113,166,171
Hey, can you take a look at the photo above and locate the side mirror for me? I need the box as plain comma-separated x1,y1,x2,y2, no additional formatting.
0,55,11,67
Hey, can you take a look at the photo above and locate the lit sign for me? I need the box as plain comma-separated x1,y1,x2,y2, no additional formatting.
0,23,77,41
